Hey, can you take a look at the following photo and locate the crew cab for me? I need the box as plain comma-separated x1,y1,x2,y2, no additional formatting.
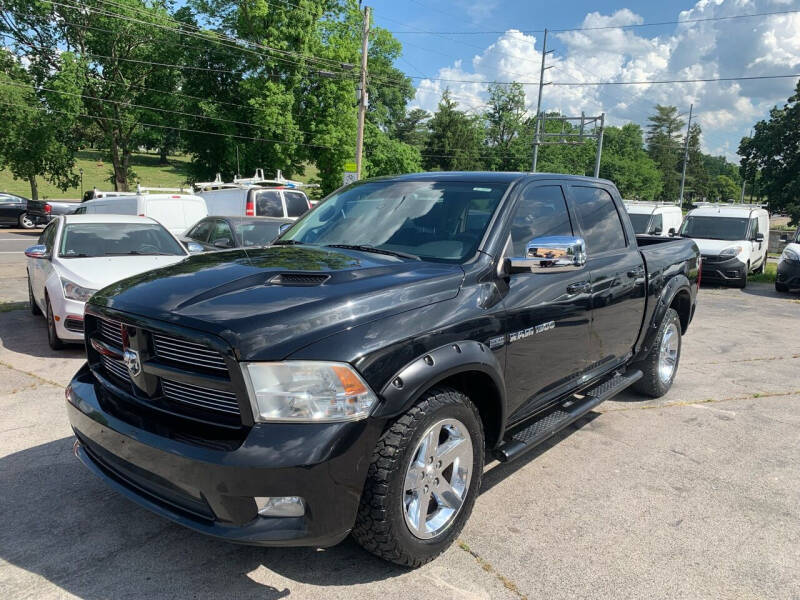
66,173,699,567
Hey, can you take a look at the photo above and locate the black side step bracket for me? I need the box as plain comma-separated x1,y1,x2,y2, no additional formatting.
493,370,642,463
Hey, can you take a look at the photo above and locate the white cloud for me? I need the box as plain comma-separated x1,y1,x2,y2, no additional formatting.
410,0,800,161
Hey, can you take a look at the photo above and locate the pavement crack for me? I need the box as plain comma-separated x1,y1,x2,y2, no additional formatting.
0,359,64,388
457,539,527,600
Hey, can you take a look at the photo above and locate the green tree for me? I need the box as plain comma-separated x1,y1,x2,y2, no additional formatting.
424,89,486,171
484,82,528,170
739,80,800,223
394,108,430,150
363,122,422,178
684,123,710,202
0,50,83,200
711,175,739,201
646,105,685,201
598,123,663,199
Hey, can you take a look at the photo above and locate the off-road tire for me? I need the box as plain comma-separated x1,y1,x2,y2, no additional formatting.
28,274,41,315
46,296,64,350
631,308,682,398
352,386,484,567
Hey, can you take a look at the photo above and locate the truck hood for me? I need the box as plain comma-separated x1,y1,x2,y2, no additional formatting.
689,238,751,256
90,245,465,360
55,255,189,290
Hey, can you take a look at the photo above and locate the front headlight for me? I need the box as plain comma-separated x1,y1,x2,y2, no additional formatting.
719,246,743,259
780,248,800,263
243,361,377,422
61,277,97,302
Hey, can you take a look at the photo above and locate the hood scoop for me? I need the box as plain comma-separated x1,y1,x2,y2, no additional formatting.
267,272,331,286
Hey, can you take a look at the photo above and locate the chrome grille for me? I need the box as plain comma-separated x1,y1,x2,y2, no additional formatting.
101,355,130,383
152,334,228,373
100,318,124,347
161,379,240,416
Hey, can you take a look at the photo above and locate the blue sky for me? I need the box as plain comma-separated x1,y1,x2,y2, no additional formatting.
371,0,800,162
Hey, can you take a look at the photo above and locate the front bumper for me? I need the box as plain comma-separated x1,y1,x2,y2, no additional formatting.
777,260,800,290
67,363,384,546
700,255,747,284
52,295,85,341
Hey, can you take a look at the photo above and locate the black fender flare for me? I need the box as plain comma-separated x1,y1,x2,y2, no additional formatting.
635,274,691,361
372,340,507,442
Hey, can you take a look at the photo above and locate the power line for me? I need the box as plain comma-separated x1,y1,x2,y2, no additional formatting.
387,8,800,35
404,73,800,86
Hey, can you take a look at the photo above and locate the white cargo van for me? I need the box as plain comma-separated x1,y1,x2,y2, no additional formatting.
195,170,313,220
679,203,769,288
623,201,683,237
75,188,208,236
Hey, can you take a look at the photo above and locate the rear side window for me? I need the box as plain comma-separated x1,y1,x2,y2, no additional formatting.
750,217,759,238
651,213,663,233
509,185,573,256
571,186,627,253
284,191,309,217
255,191,283,217
209,220,233,244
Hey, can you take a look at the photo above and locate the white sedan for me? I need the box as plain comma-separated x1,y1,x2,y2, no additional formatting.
25,214,190,349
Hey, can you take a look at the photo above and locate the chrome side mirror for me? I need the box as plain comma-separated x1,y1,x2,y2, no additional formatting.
510,236,586,273
24,244,50,259
186,242,205,254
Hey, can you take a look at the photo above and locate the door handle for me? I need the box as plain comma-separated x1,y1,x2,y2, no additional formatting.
566,281,591,294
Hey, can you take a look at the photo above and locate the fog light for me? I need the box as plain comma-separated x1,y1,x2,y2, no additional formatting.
255,496,305,517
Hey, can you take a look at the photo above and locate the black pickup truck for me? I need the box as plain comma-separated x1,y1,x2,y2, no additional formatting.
25,198,79,224
66,172,699,567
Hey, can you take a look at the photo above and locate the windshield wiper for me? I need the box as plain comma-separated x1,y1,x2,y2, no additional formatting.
106,251,175,256
325,244,420,261
273,239,305,246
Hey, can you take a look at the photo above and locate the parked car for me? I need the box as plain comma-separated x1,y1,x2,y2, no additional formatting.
679,204,769,288
74,189,207,236
25,199,81,224
67,172,699,567
623,201,683,236
0,193,46,229
196,171,312,221
776,228,800,293
25,214,189,349
180,215,293,251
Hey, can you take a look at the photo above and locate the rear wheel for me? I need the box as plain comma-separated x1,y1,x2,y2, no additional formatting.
46,296,64,350
18,212,35,229
775,282,789,293
28,274,41,315
632,308,682,398
352,387,484,567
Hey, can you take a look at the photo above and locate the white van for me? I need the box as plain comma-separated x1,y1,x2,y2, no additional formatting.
75,188,208,236
679,203,769,288
623,201,683,237
195,170,313,220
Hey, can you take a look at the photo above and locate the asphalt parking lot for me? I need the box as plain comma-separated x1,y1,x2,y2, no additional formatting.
1,253,799,599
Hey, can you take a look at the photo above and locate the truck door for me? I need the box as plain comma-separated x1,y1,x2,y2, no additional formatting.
568,185,646,370
749,215,765,268
501,182,593,421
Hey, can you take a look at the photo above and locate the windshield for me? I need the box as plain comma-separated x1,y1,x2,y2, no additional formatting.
279,180,508,262
627,213,652,234
235,221,286,246
59,223,186,258
679,216,749,241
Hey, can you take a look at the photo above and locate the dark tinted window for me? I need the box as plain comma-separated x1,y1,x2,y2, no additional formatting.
209,220,233,245
256,190,283,217
188,219,213,242
284,191,309,217
750,217,759,238
572,186,627,253
651,213,663,233
59,223,185,257
627,213,651,234
509,185,572,256
679,216,749,241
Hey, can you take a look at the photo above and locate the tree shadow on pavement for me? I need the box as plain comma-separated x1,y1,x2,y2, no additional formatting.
0,309,86,360
0,438,407,600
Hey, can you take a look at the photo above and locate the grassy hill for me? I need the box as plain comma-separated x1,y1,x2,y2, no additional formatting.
0,150,193,200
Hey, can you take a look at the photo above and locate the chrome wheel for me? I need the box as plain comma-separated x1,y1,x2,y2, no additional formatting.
658,322,679,383
402,418,473,540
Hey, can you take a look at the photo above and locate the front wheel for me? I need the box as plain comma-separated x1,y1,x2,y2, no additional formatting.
632,308,682,398
18,212,35,229
352,387,484,567
46,297,65,350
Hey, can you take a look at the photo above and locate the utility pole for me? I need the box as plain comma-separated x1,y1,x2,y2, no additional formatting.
740,127,753,203
531,28,553,172
355,5,371,180
593,113,605,178
678,103,693,206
